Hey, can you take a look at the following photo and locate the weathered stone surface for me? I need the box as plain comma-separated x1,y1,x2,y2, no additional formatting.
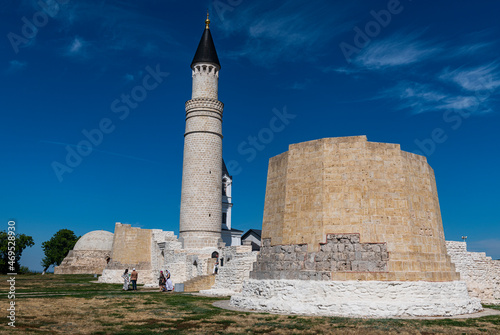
250,234,388,280
261,136,460,282
180,62,224,250
230,279,482,317
54,230,114,275
446,241,500,304
201,245,257,296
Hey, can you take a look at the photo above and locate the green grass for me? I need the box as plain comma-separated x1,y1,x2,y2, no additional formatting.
1,274,500,335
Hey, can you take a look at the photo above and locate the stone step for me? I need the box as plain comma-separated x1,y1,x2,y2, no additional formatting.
183,274,216,292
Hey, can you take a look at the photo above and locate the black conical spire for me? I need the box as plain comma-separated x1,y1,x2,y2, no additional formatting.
191,12,221,68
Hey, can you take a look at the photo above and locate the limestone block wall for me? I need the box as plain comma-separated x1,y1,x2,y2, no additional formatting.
180,63,223,249
201,245,258,296
252,234,388,281
446,241,500,304
54,230,114,275
259,136,459,282
108,223,152,270
192,63,219,99
99,223,155,285
231,279,481,317
152,229,182,273
54,250,110,275
163,248,217,284
97,223,220,286
180,98,224,249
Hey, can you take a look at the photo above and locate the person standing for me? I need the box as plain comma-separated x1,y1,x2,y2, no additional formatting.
130,268,138,290
159,271,166,292
165,270,174,292
122,269,130,291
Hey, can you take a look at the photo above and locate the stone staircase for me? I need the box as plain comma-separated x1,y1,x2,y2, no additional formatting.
183,274,216,292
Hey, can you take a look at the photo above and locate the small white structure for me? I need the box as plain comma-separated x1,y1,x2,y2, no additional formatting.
221,160,243,246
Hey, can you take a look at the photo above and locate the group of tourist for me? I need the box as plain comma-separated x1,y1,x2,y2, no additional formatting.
158,270,174,292
121,268,174,292
121,268,138,290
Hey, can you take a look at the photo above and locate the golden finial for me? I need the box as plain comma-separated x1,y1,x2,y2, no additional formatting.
205,10,210,29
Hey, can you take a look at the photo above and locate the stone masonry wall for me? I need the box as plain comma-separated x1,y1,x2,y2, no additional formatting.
180,62,224,249
192,63,219,99
201,245,258,296
231,279,482,317
446,241,500,304
99,223,154,285
250,234,388,281
54,250,110,275
262,136,459,282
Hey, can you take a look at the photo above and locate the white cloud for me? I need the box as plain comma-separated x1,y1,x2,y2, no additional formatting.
220,1,353,65
322,66,361,75
455,42,493,56
64,36,89,59
382,81,494,115
123,74,134,82
440,63,500,92
7,60,27,73
69,37,84,54
37,2,177,60
353,34,440,70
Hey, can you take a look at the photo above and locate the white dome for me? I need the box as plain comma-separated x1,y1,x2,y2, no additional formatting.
73,230,114,251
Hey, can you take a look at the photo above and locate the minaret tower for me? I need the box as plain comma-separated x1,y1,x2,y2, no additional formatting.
179,13,224,249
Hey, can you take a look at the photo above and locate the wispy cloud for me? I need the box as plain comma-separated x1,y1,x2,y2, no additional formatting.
122,70,144,83
65,36,88,58
381,81,494,115
283,80,311,90
353,33,441,70
6,60,27,73
20,1,178,61
340,28,499,116
218,1,354,65
440,63,500,92
455,42,493,56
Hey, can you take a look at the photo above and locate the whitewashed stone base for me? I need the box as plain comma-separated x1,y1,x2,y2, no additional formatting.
98,269,157,287
230,279,482,317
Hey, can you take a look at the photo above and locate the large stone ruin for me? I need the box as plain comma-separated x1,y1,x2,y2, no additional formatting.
230,136,482,317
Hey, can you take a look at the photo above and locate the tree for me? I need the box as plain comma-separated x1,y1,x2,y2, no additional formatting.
0,231,35,274
41,229,80,272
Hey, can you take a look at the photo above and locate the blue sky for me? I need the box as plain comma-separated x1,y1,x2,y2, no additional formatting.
1,0,499,271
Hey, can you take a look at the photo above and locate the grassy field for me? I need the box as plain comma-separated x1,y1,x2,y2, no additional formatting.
1,274,499,334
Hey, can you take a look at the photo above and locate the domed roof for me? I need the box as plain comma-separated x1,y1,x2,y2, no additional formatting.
73,230,114,251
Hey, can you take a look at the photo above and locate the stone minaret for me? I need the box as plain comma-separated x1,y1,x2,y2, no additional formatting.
179,14,223,249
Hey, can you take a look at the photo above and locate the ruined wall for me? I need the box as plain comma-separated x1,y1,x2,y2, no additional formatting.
201,245,258,296
99,223,155,285
258,136,459,282
446,241,500,304
107,223,152,270
54,230,113,275
54,250,110,275
252,234,388,281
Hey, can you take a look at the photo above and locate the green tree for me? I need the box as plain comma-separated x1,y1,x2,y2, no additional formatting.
41,229,80,272
0,231,35,274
